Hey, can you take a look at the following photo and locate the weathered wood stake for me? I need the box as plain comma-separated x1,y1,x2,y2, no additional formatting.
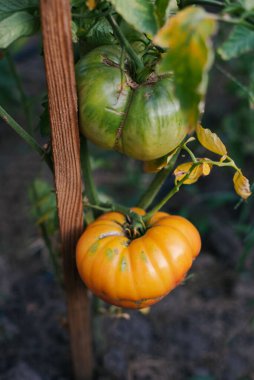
40,1,93,379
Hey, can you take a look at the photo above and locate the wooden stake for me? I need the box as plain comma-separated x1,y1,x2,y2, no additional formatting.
40,1,93,379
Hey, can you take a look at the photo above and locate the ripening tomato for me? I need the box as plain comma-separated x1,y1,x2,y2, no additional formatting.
76,209,201,309
76,45,188,161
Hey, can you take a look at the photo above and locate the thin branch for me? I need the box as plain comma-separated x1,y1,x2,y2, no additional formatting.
0,104,52,170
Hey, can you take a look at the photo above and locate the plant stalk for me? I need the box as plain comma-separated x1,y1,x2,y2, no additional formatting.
80,136,100,207
106,14,144,72
0,104,52,170
143,163,200,222
137,150,181,210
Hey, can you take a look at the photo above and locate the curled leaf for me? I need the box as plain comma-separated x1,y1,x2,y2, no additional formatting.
233,171,252,200
174,161,211,184
196,124,227,156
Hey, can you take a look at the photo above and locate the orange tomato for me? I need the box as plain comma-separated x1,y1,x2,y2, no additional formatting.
76,209,201,309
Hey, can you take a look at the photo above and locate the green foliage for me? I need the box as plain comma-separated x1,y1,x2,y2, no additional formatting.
29,179,57,234
0,0,38,20
155,0,171,26
218,25,254,60
108,0,159,35
0,11,38,48
0,58,19,106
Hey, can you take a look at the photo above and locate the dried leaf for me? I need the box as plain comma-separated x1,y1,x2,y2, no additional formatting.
233,171,252,200
196,124,227,156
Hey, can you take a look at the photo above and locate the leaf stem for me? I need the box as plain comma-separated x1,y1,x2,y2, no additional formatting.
31,183,62,284
106,14,144,72
5,49,33,134
0,104,52,170
137,149,180,210
216,64,254,105
179,0,224,8
183,145,198,162
217,15,254,30
84,200,132,216
143,163,199,222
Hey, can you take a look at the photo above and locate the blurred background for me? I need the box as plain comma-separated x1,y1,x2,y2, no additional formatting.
0,33,254,380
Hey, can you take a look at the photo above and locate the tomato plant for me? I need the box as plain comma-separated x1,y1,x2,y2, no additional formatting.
0,0,253,378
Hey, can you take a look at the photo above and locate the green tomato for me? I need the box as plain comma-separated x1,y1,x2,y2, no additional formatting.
76,45,188,161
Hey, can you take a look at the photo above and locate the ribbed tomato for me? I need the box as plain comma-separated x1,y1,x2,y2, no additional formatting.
76,209,201,309
76,45,188,161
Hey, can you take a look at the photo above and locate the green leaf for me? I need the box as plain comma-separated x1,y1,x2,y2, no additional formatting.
71,20,78,43
0,0,38,21
71,0,87,6
153,7,217,130
29,179,58,235
0,11,38,49
108,0,159,35
242,0,254,11
155,0,171,27
218,25,254,60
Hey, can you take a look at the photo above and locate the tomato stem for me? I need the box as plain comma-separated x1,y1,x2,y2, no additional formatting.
106,14,144,73
80,137,100,214
0,104,53,170
137,149,181,210
143,163,200,222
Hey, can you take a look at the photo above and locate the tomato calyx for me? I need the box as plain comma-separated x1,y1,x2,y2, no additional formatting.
123,213,146,240
102,52,161,86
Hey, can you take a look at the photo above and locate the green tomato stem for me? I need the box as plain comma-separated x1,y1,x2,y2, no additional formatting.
143,163,199,223
106,14,144,72
80,136,100,208
31,183,62,284
0,104,53,170
217,15,254,30
179,0,224,8
5,49,33,135
137,149,181,210
182,145,198,162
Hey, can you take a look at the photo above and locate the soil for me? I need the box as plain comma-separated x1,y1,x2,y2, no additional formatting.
1,41,254,380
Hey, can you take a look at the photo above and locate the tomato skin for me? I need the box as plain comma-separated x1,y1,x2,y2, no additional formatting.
76,210,201,309
76,46,188,161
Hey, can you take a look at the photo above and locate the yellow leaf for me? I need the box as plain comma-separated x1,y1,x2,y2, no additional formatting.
202,162,211,176
196,124,227,156
174,162,201,184
153,7,217,130
233,171,252,200
174,161,212,184
86,0,96,10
